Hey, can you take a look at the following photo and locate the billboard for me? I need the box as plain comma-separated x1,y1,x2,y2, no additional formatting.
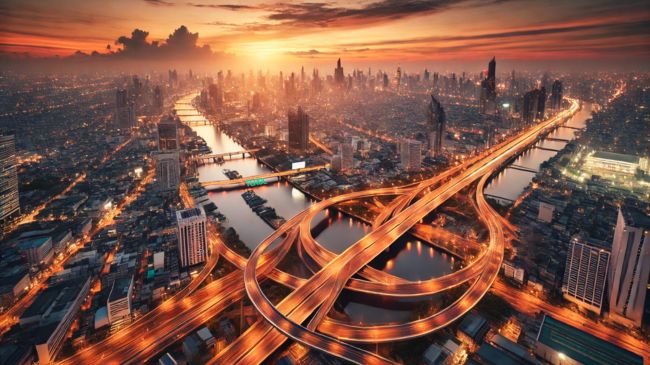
292,161,306,170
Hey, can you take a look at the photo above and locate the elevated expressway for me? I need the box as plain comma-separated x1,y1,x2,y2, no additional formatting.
207,99,581,364
59,98,617,365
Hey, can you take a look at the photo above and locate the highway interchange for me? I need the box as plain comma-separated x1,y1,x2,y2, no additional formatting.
53,96,649,364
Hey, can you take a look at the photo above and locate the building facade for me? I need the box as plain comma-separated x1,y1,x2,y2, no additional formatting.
154,151,181,192
288,107,309,151
608,207,650,327
0,133,20,227
400,139,422,172
176,207,208,268
427,94,446,157
562,239,609,314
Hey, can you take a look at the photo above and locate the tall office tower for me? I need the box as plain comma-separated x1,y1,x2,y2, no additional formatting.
155,152,181,192
480,57,497,115
153,86,164,113
550,80,563,110
176,207,208,268
509,69,517,96
427,94,446,157
522,88,541,124
396,66,402,88
334,58,345,86
115,88,135,130
536,86,547,120
608,207,650,327
208,83,223,112
0,133,20,227
423,68,430,82
168,69,178,87
400,139,422,172
562,239,610,314
157,116,179,151
383,73,389,88
339,143,354,171
288,107,309,152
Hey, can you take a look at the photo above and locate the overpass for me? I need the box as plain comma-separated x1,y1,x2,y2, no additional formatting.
191,149,260,163
208,99,583,365
200,164,330,188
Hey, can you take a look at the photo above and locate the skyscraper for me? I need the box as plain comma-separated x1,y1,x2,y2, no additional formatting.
115,88,136,130
522,88,546,124
0,133,20,227
334,58,345,86
288,107,309,152
157,116,179,151
176,207,208,268
480,57,497,115
550,80,563,110
153,86,163,113
427,94,446,157
608,207,650,327
562,239,609,314
537,86,546,120
155,114,180,193
400,139,421,172
155,152,181,192
339,143,354,171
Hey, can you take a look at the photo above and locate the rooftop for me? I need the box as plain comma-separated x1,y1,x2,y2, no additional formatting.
459,313,489,339
536,315,643,365
176,207,205,221
17,236,51,250
21,278,87,321
591,151,640,164
109,276,133,302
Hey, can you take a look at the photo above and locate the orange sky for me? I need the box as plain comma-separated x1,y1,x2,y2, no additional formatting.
1,0,649,70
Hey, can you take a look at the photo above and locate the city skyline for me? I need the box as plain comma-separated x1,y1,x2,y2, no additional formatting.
1,0,649,71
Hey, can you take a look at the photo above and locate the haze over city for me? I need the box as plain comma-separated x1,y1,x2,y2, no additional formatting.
0,1,649,365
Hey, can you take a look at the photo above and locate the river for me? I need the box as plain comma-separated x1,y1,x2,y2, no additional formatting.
484,103,592,204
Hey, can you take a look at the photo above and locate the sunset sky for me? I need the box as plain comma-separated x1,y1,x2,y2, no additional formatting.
1,0,649,71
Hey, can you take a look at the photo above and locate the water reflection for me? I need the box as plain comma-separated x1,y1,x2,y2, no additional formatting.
485,103,592,203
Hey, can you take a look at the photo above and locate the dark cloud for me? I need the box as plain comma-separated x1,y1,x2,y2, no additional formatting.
340,19,650,47
106,25,213,60
143,0,175,6
187,2,256,10
202,0,508,29
286,49,324,57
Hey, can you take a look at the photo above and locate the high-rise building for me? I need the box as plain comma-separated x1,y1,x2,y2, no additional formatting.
157,116,179,151
537,86,546,120
480,57,497,115
339,143,354,171
176,207,208,268
400,139,421,172
334,58,345,86
288,107,309,151
107,275,133,325
522,88,546,123
550,80,563,110
115,88,136,130
562,239,609,314
427,94,446,157
155,151,181,192
608,207,650,327
0,133,20,227
153,86,164,113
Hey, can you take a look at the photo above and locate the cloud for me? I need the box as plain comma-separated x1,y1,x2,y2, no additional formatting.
143,0,175,6
200,0,507,31
106,25,213,60
187,2,256,10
